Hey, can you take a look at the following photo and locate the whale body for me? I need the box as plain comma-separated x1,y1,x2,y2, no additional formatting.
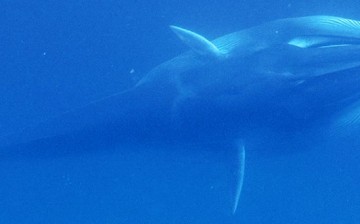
2,15,360,213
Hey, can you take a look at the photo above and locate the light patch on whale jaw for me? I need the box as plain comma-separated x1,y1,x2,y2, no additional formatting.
288,36,360,49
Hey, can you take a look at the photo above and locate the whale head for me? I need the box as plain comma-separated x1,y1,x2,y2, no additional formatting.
169,16,360,79
162,16,360,136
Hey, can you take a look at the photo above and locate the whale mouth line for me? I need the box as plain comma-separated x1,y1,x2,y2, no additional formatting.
288,35,360,49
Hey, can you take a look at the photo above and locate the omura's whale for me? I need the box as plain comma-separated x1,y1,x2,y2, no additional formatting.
2,15,360,213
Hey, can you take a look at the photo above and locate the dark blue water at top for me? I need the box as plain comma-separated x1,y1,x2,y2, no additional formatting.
0,0,360,223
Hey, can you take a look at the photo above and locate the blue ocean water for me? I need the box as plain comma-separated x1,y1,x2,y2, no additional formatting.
1,0,360,223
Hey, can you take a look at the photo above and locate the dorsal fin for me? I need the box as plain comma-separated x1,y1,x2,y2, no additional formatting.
170,25,222,58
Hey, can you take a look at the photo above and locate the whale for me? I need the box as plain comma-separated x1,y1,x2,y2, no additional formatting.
2,15,360,214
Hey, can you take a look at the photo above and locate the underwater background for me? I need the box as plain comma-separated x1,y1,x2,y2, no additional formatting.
1,0,360,223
